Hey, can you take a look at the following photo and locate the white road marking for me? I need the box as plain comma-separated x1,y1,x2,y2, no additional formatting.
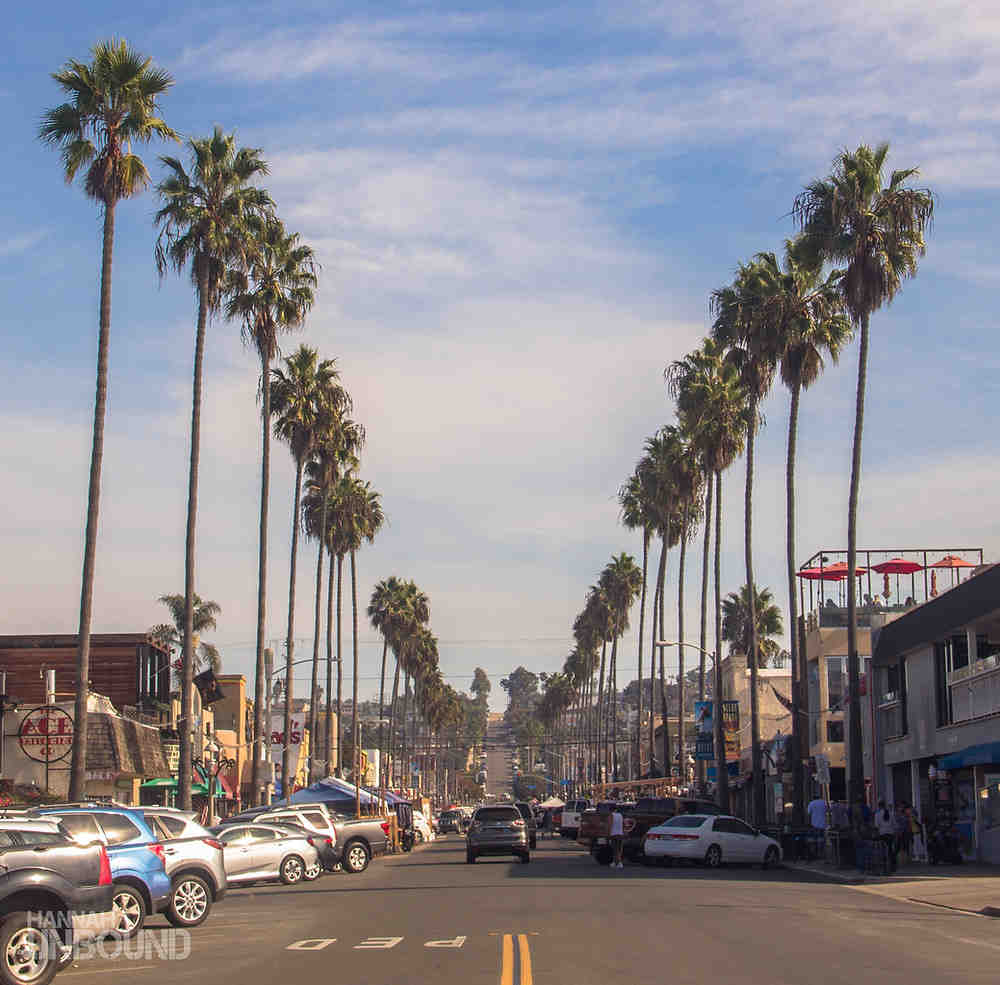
425,936,467,948
354,936,403,949
286,939,337,950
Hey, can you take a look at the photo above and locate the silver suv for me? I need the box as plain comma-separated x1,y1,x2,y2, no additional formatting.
235,806,337,875
142,809,227,928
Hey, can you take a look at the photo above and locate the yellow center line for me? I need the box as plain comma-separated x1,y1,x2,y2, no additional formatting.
500,933,514,985
518,934,533,985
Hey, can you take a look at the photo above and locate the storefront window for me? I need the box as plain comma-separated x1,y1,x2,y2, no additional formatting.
826,656,845,711
808,660,820,746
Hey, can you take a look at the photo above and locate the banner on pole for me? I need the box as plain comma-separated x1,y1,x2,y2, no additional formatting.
721,700,740,762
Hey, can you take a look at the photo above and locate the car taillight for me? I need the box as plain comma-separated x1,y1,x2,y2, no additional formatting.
202,838,224,851
98,846,112,886
646,833,661,841
148,842,166,866
324,837,333,846
380,822,390,837
306,836,316,846
671,834,699,840
512,819,525,827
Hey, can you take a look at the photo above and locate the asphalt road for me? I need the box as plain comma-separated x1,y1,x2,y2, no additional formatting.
61,836,1000,985
484,720,513,798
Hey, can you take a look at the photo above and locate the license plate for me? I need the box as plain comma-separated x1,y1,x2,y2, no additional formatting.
597,838,607,845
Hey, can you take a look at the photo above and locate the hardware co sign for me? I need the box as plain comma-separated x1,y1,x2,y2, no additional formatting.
18,707,74,764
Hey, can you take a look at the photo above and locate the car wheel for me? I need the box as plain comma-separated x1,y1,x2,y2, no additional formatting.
111,883,147,937
519,852,531,864
0,912,62,985
280,855,305,885
303,861,322,881
166,874,212,928
343,840,371,874
704,845,722,869
762,846,780,870
466,849,476,864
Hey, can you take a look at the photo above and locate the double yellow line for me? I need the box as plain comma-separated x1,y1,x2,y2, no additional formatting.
499,933,533,985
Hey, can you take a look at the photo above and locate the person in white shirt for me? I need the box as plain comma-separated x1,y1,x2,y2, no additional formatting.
609,808,625,869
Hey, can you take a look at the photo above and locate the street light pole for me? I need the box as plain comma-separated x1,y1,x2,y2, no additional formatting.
655,640,719,799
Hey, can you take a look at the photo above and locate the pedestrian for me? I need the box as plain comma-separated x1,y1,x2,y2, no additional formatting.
807,794,827,860
894,802,912,864
609,806,625,869
875,800,897,873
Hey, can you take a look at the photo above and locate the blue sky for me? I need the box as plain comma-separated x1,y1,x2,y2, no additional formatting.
4,1,1000,709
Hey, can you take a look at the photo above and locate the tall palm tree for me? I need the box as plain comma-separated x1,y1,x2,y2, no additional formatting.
712,258,780,823
270,346,347,797
226,218,317,802
619,472,653,778
155,129,271,808
302,417,363,780
40,39,175,800
795,143,934,805
151,593,222,684
756,238,852,820
368,576,407,787
672,338,746,811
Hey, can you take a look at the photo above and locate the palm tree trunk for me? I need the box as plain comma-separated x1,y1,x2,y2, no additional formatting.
658,535,671,786
714,471,730,814
325,547,335,780
308,497,327,781
677,523,687,789
745,405,763,824
846,314,869,808
400,673,410,791
635,529,649,779
335,554,343,777
281,454,305,800
377,635,389,792
595,642,607,782
252,352,271,805
387,655,401,787
351,549,360,817
698,477,713,790
610,624,619,781
179,270,210,811
69,201,116,801
649,541,665,774
786,378,805,824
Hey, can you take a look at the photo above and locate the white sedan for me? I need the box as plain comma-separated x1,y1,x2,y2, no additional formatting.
643,814,782,868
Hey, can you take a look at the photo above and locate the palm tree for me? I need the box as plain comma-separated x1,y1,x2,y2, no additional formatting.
757,238,852,820
155,129,271,809
619,472,653,778
795,143,934,805
151,594,222,686
368,576,408,788
722,585,784,664
226,217,317,802
671,338,746,811
270,346,347,797
40,39,175,800
302,416,363,781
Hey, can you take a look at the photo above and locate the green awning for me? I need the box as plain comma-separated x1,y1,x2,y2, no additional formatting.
140,777,224,795
140,778,176,790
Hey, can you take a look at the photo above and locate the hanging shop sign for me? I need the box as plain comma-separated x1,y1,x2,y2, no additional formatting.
18,707,74,764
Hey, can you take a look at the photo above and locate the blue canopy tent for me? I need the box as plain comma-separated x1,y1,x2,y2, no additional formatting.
276,776,379,809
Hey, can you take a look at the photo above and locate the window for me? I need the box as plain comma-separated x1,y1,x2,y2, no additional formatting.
666,816,706,828
474,808,519,823
94,813,142,845
15,830,66,846
0,832,15,848
250,827,281,841
826,656,845,711
877,659,908,738
808,660,820,746
57,815,102,844
826,720,844,743
149,814,186,839
218,827,250,845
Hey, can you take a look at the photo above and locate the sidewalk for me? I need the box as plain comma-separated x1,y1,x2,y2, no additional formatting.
785,858,1000,916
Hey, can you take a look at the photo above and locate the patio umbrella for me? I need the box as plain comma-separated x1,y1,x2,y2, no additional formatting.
796,566,848,611
931,553,975,587
872,558,923,604
822,562,867,606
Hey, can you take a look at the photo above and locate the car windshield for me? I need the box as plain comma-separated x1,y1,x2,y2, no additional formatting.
12,8,984,985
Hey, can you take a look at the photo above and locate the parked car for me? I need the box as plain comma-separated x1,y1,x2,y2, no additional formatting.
466,805,530,864
643,814,782,868
141,809,227,928
412,810,434,844
33,807,171,937
513,802,537,850
557,799,590,838
0,819,117,985
232,807,337,875
208,823,320,886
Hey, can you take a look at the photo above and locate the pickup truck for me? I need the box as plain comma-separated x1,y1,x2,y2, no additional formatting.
0,821,117,985
578,797,723,864
557,799,591,839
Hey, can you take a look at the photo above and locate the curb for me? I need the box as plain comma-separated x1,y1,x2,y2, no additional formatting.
783,863,865,885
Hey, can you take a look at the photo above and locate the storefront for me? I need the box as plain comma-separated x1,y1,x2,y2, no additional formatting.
936,742,1000,863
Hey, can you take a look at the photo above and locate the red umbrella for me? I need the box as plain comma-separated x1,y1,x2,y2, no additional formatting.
821,561,867,577
871,558,923,574
796,567,847,581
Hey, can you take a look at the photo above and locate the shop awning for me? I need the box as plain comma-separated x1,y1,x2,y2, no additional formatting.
938,741,1000,770
140,778,176,790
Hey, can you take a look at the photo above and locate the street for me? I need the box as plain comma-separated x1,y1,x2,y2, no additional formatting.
61,836,999,985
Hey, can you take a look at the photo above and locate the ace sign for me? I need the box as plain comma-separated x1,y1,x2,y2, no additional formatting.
19,707,74,764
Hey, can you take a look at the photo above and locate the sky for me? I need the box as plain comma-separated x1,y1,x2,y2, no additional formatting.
4,1,1000,711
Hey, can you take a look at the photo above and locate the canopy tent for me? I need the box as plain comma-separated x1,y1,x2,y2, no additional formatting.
281,776,380,808
537,796,564,808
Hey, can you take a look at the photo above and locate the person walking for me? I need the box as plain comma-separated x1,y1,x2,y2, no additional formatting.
807,794,828,860
875,800,897,873
609,806,625,869
894,802,912,865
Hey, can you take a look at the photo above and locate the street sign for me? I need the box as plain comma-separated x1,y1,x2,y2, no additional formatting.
815,753,831,785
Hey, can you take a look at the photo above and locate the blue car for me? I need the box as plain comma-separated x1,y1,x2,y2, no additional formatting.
34,806,171,936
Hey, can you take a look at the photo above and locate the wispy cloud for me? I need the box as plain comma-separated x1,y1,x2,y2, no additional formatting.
0,229,46,258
